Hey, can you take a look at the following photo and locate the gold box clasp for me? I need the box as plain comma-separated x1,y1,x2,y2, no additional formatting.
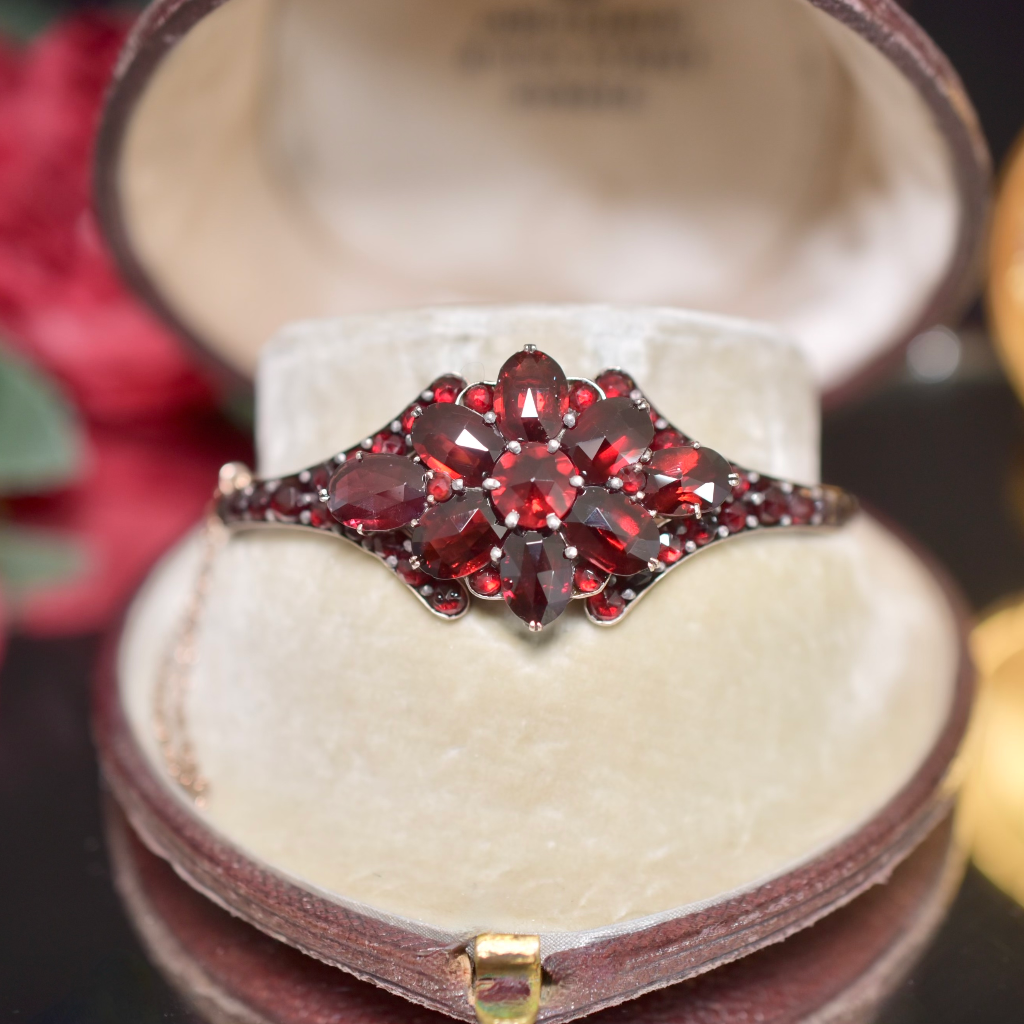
471,934,541,1024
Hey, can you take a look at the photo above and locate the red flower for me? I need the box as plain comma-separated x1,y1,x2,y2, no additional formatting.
0,13,249,636
0,12,213,422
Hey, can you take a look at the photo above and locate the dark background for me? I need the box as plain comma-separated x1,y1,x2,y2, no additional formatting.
3,0,1024,1021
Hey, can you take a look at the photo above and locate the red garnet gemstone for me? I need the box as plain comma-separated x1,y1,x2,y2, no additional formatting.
566,397,654,484
658,531,685,565
587,588,626,622
490,443,578,529
562,489,660,575
717,501,748,534
645,445,732,516
412,492,507,578
270,478,308,520
463,383,494,415
619,465,647,495
396,557,430,589
594,370,635,399
573,564,608,594
371,430,406,455
400,404,423,434
789,490,816,525
683,516,717,547
328,455,428,531
468,563,502,597
500,532,574,629
411,403,504,486
570,381,601,413
493,349,569,441
430,584,468,616
651,427,685,450
429,375,464,404
426,473,454,502
759,484,792,525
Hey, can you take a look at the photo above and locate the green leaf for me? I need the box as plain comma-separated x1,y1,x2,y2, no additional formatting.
0,524,88,599
0,347,81,495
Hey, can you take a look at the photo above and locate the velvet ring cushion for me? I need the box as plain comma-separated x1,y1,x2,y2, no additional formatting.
97,0,989,398
101,307,971,1023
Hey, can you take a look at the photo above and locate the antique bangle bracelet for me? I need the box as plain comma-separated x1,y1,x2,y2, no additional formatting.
215,346,857,631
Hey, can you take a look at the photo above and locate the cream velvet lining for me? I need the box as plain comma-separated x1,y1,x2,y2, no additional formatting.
118,307,957,938
117,0,958,390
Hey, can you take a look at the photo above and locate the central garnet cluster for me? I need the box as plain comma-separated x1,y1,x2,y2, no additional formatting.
323,347,734,630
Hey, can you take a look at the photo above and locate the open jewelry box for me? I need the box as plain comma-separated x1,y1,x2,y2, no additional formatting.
92,1,989,1022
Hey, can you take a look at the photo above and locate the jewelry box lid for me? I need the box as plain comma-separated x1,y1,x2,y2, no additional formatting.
95,0,989,401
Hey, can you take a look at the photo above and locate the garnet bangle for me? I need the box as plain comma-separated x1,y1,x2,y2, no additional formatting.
214,347,857,631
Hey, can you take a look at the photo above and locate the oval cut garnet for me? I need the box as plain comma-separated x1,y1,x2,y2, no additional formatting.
644,445,732,516
594,370,634,399
411,403,504,486
500,532,574,629
412,492,507,579
493,349,569,441
490,442,578,529
327,455,427,531
562,489,660,575
565,397,654,483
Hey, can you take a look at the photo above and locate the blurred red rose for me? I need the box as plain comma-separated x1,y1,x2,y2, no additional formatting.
0,11,214,423
0,13,250,636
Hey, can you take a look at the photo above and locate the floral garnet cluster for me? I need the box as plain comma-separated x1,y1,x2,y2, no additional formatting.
219,347,843,629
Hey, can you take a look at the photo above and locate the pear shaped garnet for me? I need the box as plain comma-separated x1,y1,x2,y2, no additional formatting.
327,455,428,531
563,489,660,575
500,532,574,630
492,349,569,441
566,396,654,483
412,492,507,578
644,445,732,516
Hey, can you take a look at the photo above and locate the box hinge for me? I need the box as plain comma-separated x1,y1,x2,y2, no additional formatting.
470,933,542,1024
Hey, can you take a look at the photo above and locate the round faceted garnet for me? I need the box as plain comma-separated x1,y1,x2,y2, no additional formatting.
573,564,608,595
493,349,569,441
270,478,309,520
570,380,601,413
328,455,427,531
429,374,464,404
468,563,502,597
430,584,468,616
594,370,634,399
587,587,626,623
462,383,494,415
565,397,654,484
562,489,660,575
500,532,574,629
490,443,578,529
412,492,507,578
644,445,732,516
411,403,504,486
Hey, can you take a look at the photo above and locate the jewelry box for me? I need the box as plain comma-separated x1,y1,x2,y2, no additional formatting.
92,2,988,1022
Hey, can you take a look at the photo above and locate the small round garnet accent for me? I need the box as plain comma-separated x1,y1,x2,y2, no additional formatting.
587,588,626,622
788,490,816,525
427,473,454,502
573,564,607,594
493,349,569,441
396,558,430,589
644,445,732,516
651,427,685,450
430,584,468,616
619,465,647,495
758,485,792,525
411,403,504,486
468,564,502,597
501,531,574,629
429,375,464,404
717,501,748,534
270,478,308,520
658,531,684,565
463,383,494,415
562,488,660,575
371,430,406,455
490,442,578,529
570,381,601,412
565,397,654,484
412,492,507,578
594,370,634,399
328,455,427,531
